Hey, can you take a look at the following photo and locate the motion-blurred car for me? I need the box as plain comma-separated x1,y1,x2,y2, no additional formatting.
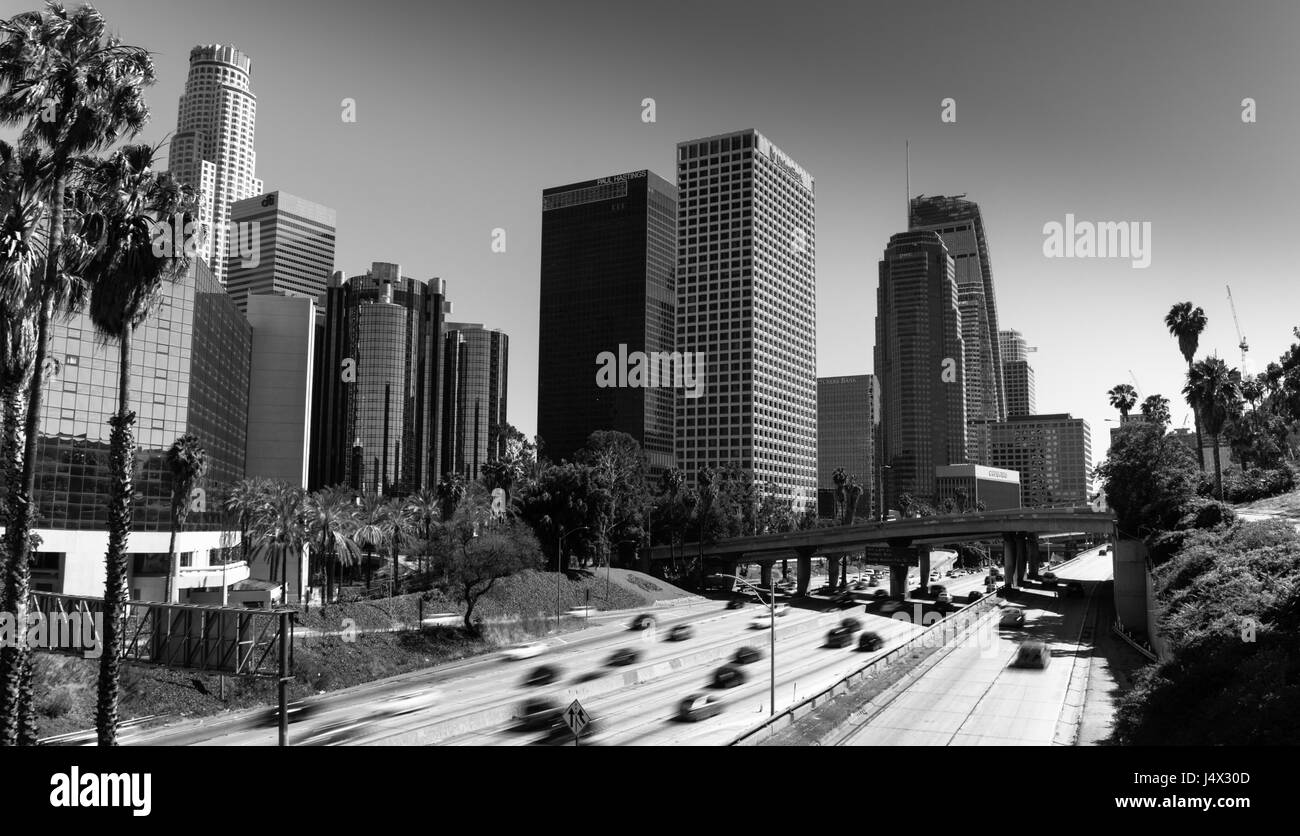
516,697,561,730
872,589,888,599
726,597,747,610
878,600,907,616
967,590,983,603
771,603,790,617
928,584,947,598
534,715,603,745
825,626,854,648
830,591,858,609
607,647,642,667
1041,571,1057,582
935,591,953,605
677,693,726,722
259,699,322,728
852,580,869,591
733,645,764,665
1064,581,1085,598
629,614,657,631
522,665,562,687
998,607,1026,628
668,624,694,642
376,688,440,719
1010,640,1051,669
816,584,835,596
840,617,863,632
857,631,884,652
299,717,371,746
867,576,880,587
749,616,773,630
502,641,548,661
712,664,747,689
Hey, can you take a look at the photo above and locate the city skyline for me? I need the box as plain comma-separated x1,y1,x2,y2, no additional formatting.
56,0,1300,458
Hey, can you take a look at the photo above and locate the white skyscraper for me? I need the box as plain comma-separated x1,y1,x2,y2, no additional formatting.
168,44,263,286
675,129,817,504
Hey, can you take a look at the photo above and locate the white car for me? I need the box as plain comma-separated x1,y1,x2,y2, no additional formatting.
502,642,548,661
771,604,790,617
749,616,773,630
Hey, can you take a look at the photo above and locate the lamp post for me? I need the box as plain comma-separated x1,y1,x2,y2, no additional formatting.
718,573,776,717
556,525,588,632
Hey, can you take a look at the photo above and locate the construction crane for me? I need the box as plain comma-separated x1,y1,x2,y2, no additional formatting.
1128,370,1143,399
1226,285,1249,368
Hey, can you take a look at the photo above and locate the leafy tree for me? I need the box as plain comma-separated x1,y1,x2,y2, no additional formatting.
438,495,542,632
164,433,207,603
517,461,591,570
1183,356,1244,500
1095,421,1200,539
1165,301,1209,469
575,431,648,569
302,486,362,605
247,482,307,598
1139,394,1171,429
404,488,440,576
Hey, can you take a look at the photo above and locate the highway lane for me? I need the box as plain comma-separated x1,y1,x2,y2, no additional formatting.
838,578,1099,746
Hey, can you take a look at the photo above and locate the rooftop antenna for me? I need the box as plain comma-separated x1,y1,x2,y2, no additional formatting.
905,140,911,227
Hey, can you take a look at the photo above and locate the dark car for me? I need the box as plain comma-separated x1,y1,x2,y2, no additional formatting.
825,626,854,648
1010,640,1052,669
831,591,857,609
878,600,907,616
733,645,764,665
522,664,562,687
1064,581,1084,598
534,716,603,745
998,606,1026,628
607,647,642,667
516,697,561,730
668,624,694,642
712,664,747,689
726,598,747,610
259,699,322,728
630,614,657,631
857,631,884,652
840,617,863,632
677,693,726,722
872,589,889,599
928,584,947,598
967,590,983,603
1041,571,1058,582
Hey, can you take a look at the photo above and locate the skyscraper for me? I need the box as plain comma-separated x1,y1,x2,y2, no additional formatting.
999,329,1037,418
874,230,966,510
226,191,337,315
909,195,1005,464
817,375,877,518
311,265,447,495
538,170,677,471
674,129,817,504
990,413,1092,508
168,44,263,286
442,323,509,483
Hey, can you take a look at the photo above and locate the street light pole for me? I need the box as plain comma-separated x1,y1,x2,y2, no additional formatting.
719,573,776,717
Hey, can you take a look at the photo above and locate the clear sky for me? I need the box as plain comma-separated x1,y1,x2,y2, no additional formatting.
13,0,1300,459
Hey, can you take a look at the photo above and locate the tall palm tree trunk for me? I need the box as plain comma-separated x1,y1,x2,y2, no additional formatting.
1212,433,1223,500
97,330,136,746
1190,359,1206,471
165,512,179,603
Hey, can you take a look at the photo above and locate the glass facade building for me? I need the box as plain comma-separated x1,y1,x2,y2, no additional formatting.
311,264,447,495
874,230,966,510
538,170,677,472
674,130,818,504
990,413,1092,508
442,323,508,483
816,375,877,518
999,329,1036,417
226,191,337,315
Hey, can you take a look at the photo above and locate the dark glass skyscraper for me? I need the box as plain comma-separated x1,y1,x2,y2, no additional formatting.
874,230,966,510
909,195,1005,464
311,264,446,495
442,323,508,482
538,170,677,471
817,375,877,517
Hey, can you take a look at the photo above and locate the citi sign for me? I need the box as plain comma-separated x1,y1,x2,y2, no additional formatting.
595,345,705,398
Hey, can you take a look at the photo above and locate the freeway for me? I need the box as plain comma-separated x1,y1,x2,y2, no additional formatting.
836,547,1111,746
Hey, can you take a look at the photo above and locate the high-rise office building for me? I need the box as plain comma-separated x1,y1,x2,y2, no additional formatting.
990,413,1092,508
168,44,263,286
910,196,1005,464
874,230,966,510
246,294,317,488
675,129,817,504
226,191,337,314
311,265,447,495
817,375,877,518
442,323,509,483
999,329,1036,417
32,259,253,602
538,170,676,471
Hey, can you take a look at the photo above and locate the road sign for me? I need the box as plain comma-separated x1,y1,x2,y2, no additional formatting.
563,699,590,742
863,544,913,565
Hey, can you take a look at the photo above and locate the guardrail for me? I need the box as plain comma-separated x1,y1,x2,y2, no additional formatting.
1111,618,1158,662
730,593,1004,746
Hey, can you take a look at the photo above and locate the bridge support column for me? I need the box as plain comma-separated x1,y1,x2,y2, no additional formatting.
1002,534,1018,590
1028,537,1042,578
759,561,772,590
795,548,814,596
917,545,932,591
1014,534,1028,586
889,563,909,598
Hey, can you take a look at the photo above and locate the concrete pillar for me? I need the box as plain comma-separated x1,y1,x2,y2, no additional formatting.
1014,535,1028,587
1028,537,1042,578
1002,533,1017,590
917,545,932,590
795,549,814,596
759,561,772,590
889,563,909,598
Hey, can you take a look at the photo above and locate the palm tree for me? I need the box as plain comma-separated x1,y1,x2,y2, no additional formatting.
381,497,414,593
303,486,362,604
436,472,465,521
223,477,272,567
1166,302,1209,468
1184,357,1244,500
404,488,439,576
1107,384,1138,420
247,482,307,601
831,467,847,521
163,433,207,604
354,494,392,590
657,467,684,567
1139,394,1171,429
0,9,155,745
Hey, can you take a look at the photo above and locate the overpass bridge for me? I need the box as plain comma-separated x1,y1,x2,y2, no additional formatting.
647,508,1116,598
